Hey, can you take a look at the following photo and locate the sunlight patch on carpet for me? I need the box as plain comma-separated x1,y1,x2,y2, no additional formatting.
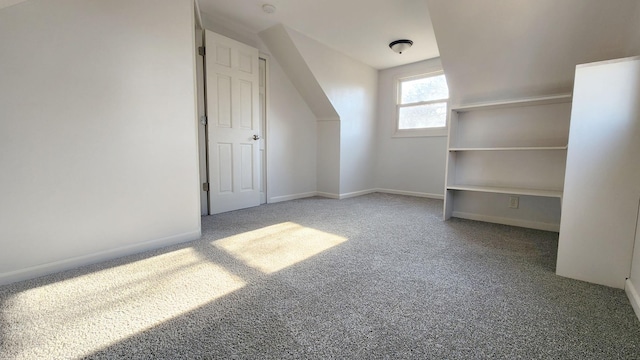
3,248,246,359
213,222,348,274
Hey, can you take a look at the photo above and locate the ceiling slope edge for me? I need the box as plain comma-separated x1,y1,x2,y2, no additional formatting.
259,24,339,121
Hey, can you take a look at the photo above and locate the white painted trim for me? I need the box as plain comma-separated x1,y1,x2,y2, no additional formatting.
259,54,269,205
451,211,560,232
392,69,450,138
576,55,640,69
392,129,448,138
376,188,444,200
269,188,445,204
268,192,317,203
0,230,201,286
339,189,378,199
626,279,640,322
316,192,340,199
193,0,203,30
452,93,572,112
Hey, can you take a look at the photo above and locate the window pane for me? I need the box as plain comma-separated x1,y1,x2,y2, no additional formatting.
401,74,448,104
398,102,447,129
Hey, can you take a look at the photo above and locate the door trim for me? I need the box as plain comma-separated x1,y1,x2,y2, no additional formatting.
259,54,269,204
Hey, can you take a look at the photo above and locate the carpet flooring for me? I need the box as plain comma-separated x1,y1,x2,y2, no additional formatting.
1,193,639,359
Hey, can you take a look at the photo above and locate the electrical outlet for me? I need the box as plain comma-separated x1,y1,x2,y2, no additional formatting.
509,196,519,209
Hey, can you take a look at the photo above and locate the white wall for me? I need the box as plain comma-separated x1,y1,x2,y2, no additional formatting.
0,0,201,284
376,59,447,198
263,54,319,201
557,57,640,289
316,120,341,197
201,10,260,50
259,25,340,196
286,28,378,195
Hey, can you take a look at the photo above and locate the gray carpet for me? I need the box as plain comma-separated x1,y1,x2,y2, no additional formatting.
1,193,639,359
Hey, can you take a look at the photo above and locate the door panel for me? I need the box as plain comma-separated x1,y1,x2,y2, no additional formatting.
215,75,232,128
238,52,253,73
239,80,253,129
215,45,231,67
205,30,260,214
240,144,254,190
217,143,233,193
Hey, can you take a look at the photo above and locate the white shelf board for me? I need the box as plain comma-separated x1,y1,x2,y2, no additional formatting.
449,146,568,152
452,94,572,113
446,184,563,198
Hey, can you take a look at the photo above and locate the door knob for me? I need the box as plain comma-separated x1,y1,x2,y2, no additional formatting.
253,135,260,140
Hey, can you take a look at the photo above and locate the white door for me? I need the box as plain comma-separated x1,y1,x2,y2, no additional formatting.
205,30,260,214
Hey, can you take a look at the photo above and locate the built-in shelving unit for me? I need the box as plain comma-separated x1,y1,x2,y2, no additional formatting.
443,94,572,231
446,185,563,198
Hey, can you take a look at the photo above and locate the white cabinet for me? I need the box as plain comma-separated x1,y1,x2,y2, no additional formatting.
443,94,572,231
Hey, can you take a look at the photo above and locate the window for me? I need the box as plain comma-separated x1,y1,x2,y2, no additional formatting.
395,72,449,137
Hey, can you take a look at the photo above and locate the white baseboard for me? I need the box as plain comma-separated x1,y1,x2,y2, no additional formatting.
376,188,444,200
626,279,640,322
268,191,317,203
270,188,445,203
0,230,201,286
316,192,340,199
451,211,560,232
339,189,377,199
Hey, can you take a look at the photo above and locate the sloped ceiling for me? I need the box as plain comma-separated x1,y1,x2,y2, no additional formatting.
198,0,437,70
259,24,338,120
426,0,640,104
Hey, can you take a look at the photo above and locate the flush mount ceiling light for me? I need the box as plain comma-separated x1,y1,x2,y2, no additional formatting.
262,4,276,14
389,39,413,54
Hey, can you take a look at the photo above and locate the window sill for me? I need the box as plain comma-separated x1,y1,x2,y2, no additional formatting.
393,128,448,138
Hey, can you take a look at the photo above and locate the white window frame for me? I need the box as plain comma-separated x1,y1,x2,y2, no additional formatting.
393,71,449,138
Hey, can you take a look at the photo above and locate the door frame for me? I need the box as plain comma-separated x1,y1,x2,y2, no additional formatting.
195,28,209,216
259,54,269,205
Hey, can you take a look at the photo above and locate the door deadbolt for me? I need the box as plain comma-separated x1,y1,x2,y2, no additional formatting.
253,135,260,140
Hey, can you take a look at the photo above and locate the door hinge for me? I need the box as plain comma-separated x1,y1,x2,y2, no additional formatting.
200,115,207,126
202,183,210,192
198,46,205,56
